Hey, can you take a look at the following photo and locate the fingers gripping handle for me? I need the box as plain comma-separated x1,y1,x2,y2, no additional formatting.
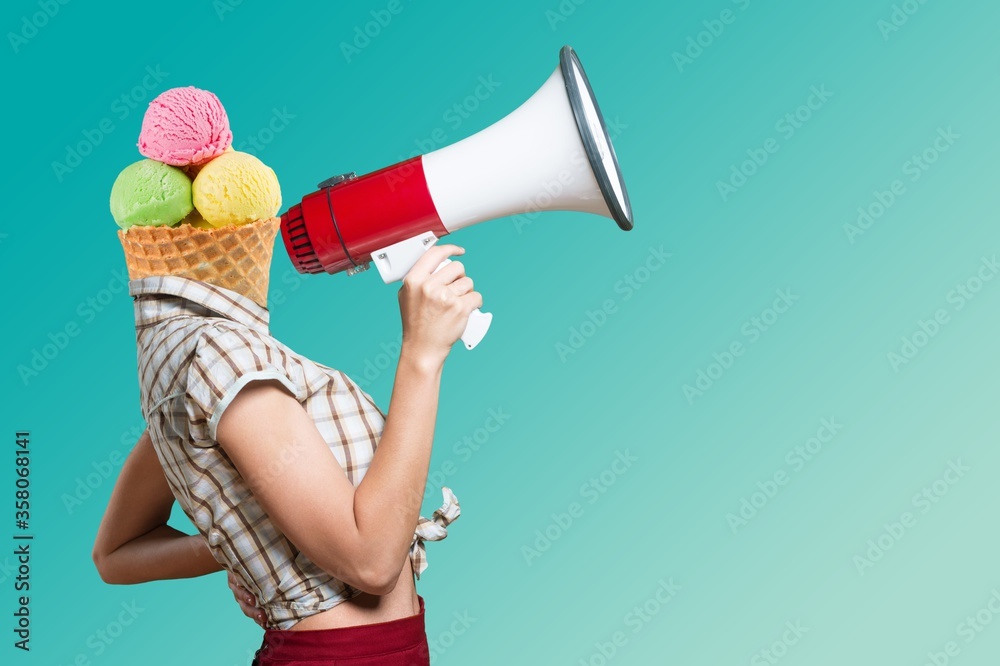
433,258,493,350
371,232,492,350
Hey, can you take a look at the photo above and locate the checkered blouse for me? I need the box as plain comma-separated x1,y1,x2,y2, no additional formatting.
128,275,459,629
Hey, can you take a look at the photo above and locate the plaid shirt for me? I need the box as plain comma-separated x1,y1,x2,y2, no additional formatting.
128,275,460,629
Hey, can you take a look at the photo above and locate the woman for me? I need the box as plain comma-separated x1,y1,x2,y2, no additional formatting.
93,241,480,665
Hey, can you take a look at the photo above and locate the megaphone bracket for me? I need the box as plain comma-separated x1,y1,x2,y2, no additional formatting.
371,232,438,284
318,172,357,189
316,172,373,276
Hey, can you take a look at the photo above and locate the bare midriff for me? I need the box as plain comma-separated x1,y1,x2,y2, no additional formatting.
286,561,419,631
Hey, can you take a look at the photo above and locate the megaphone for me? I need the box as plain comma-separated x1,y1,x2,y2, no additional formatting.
280,45,632,350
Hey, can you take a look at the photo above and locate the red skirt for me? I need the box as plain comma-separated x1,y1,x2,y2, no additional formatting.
252,596,429,666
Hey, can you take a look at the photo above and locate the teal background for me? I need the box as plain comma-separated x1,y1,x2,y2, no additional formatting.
3,0,1000,663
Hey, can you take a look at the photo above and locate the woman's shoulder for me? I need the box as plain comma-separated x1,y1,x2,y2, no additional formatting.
136,315,225,411
310,361,387,420
186,320,334,391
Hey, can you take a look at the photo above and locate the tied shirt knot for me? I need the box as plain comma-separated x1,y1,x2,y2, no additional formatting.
409,487,461,578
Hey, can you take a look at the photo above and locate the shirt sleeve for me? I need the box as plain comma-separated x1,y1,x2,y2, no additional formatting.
184,323,308,445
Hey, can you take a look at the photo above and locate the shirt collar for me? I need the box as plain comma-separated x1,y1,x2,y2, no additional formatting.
129,275,270,333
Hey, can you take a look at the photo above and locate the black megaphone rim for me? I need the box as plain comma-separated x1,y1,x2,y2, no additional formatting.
559,45,633,231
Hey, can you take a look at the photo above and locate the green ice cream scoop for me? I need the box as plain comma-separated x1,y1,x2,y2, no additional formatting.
110,159,193,229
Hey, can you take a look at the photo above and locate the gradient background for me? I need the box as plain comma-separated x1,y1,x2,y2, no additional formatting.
3,1,999,664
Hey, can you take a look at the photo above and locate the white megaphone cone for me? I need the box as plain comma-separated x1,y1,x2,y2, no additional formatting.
422,46,632,232
280,46,633,350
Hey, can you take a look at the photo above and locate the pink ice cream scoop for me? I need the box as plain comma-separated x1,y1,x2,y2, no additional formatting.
138,87,233,166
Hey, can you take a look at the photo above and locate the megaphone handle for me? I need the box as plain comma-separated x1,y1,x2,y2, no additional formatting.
433,258,493,350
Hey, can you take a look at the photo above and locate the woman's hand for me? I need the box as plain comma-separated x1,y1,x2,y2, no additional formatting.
227,571,267,628
397,244,483,369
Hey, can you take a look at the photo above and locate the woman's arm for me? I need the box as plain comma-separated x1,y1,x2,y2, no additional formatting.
92,429,222,584
219,353,442,596
217,244,480,596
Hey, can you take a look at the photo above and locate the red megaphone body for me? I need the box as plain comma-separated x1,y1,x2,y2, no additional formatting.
281,157,448,277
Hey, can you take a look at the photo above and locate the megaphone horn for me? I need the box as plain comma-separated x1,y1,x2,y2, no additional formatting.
280,45,633,349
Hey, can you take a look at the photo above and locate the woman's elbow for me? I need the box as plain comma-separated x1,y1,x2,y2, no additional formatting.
307,534,404,596
92,549,111,583
355,568,399,596
332,556,401,596
92,548,123,585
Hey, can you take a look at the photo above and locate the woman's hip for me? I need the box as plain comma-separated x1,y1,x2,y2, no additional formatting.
253,595,429,666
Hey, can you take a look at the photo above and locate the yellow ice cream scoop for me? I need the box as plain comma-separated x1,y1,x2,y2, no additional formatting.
179,208,214,229
192,150,281,227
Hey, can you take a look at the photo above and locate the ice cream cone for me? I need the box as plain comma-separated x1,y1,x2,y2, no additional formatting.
118,217,279,308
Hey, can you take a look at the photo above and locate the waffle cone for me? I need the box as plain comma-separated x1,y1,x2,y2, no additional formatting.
118,217,280,308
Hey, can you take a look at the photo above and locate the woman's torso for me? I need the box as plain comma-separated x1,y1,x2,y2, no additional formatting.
141,314,403,629
290,564,420,630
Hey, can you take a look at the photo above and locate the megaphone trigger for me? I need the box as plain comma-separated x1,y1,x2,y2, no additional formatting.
462,310,493,351
430,257,493,350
